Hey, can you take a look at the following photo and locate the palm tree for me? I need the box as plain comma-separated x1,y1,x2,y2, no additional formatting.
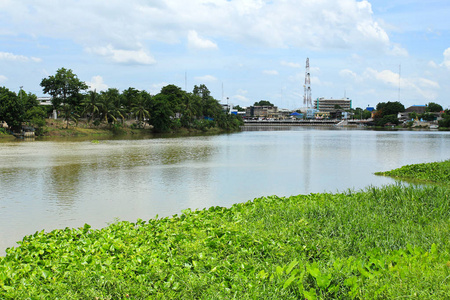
59,104,80,128
81,90,101,125
131,94,150,128
98,93,125,127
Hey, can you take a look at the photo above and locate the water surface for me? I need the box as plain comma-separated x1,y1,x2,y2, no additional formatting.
1,128,449,254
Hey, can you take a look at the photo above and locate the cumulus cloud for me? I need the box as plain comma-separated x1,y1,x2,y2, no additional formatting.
365,68,440,99
232,94,251,104
428,61,438,68
281,61,302,68
0,52,41,62
442,48,450,69
0,0,395,54
194,75,217,82
149,82,169,95
87,45,155,65
188,30,218,50
262,70,278,75
87,75,109,91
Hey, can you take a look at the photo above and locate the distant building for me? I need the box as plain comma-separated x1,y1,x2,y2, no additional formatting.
245,105,278,118
405,105,427,114
37,97,52,106
314,97,352,112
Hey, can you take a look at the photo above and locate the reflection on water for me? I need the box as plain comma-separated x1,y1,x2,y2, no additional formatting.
1,128,450,254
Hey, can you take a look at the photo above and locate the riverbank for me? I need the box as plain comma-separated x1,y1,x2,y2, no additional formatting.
1,161,449,299
0,119,237,140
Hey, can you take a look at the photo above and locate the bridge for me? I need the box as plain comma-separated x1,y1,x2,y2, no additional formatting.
243,119,371,126
243,119,338,126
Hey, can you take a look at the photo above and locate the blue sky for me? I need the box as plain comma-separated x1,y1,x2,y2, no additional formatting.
1,0,449,110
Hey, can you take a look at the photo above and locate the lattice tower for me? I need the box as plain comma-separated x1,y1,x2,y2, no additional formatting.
303,58,312,108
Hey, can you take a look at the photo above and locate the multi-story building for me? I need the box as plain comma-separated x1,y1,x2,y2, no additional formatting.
314,97,352,112
245,105,278,118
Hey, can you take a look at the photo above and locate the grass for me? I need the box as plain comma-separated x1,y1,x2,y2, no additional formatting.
1,162,450,299
375,160,450,184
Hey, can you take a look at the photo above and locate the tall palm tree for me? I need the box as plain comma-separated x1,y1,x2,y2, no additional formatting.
98,93,125,127
59,104,79,128
81,90,101,125
131,94,150,129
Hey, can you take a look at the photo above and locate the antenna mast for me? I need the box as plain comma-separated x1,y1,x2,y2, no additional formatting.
304,58,312,108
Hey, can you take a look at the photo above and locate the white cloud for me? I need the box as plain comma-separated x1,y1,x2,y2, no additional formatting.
87,75,109,92
0,75,7,83
262,70,278,75
417,78,440,89
232,94,251,104
365,68,440,99
149,82,169,95
194,75,217,82
87,45,155,65
387,44,408,57
428,61,438,68
0,52,41,62
442,48,450,69
187,30,218,50
339,69,357,79
0,0,395,54
281,61,302,68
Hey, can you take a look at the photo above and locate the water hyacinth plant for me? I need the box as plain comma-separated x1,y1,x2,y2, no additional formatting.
1,161,450,299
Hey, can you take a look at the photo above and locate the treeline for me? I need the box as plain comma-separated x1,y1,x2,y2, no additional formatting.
0,68,242,135
370,101,446,127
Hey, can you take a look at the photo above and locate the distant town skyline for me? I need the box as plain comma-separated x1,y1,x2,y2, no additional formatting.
1,0,449,110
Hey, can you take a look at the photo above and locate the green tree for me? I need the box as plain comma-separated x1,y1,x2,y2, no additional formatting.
0,87,24,131
131,92,152,128
81,90,101,124
253,100,274,107
376,101,405,117
59,104,79,128
121,87,140,117
102,88,124,124
234,105,245,112
426,102,443,112
180,93,201,128
419,112,436,121
40,68,88,110
98,93,120,126
149,94,174,132
375,114,399,126
19,89,39,112
24,106,47,135
193,84,221,118
374,101,405,126
438,110,450,128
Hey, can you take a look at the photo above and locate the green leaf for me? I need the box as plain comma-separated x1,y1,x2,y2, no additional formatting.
307,262,321,278
303,288,317,300
316,273,332,290
285,259,299,275
283,274,297,289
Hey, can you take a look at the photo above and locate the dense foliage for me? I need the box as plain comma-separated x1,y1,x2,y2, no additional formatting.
426,102,443,113
1,68,243,134
438,110,450,128
373,101,405,126
253,100,274,107
1,173,450,298
375,160,450,184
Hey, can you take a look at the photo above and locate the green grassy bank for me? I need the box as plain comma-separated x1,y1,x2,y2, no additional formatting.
1,162,450,299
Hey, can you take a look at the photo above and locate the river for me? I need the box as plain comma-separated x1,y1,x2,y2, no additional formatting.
1,127,449,254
